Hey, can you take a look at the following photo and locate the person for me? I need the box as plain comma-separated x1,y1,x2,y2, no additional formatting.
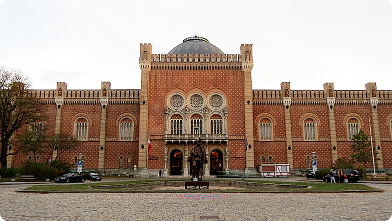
159,170,162,178
338,168,344,183
329,169,336,183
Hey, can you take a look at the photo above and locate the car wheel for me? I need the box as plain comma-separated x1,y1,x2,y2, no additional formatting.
66,179,70,183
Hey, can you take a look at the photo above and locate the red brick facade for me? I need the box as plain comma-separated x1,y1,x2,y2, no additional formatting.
8,37,392,175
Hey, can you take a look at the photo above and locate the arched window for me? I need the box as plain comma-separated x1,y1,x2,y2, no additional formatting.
28,156,32,162
347,118,360,140
306,156,311,168
261,156,266,163
191,114,203,135
210,114,223,134
304,118,316,140
73,156,78,167
127,156,132,169
260,118,272,141
35,156,39,163
268,156,273,163
119,156,124,169
171,114,183,134
119,118,133,141
75,118,88,141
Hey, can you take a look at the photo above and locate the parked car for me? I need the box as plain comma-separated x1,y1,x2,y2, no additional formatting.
323,169,360,183
81,171,102,181
55,173,84,183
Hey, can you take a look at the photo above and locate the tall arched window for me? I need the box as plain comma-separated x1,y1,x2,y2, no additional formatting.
210,114,223,134
127,156,132,169
191,114,203,135
260,118,272,141
304,118,316,140
119,156,124,169
347,118,360,140
261,156,266,163
30,121,44,138
171,114,183,134
119,118,133,141
306,156,311,168
75,118,88,141
268,156,273,163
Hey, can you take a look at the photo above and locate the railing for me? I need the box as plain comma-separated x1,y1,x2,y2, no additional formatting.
164,134,228,143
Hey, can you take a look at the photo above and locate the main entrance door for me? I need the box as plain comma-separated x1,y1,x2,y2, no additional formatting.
170,150,183,175
210,150,223,175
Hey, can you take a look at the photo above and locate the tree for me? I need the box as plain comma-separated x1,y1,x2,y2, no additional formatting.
46,133,81,162
0,66,43,167
350,129,376,166
17,126,48,162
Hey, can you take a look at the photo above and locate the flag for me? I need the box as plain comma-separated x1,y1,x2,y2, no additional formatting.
245,133,248,152
148,138,152,158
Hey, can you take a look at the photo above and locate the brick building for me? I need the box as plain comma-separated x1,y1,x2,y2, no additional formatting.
7,36,392,176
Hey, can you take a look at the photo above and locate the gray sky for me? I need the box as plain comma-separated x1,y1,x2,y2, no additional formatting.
1,0,392,90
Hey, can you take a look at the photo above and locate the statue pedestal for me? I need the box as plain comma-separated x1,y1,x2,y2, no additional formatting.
185,181,209,189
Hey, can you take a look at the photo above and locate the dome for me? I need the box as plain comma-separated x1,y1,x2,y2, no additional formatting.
168,36,224,54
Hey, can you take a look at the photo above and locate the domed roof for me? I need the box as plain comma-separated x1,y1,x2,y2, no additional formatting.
168,36,224,55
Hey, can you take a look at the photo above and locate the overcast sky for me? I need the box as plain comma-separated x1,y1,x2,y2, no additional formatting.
1,0,392,90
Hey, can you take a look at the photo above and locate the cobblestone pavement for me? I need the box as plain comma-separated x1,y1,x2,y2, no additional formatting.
0,183,391,221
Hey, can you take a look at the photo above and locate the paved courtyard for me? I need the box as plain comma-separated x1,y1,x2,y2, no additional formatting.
0,182,391,221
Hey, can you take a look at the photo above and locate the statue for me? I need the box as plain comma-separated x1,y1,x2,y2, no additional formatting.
188,137,207,181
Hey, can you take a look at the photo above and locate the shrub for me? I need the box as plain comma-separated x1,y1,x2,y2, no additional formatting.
315,169,330,179
50,160,72,177
333,157,354,169
354,166,367,179
0,167,19,178
18,162,56,180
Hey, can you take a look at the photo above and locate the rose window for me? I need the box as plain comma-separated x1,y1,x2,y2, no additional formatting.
209,94,223,108
190,94,204,109
170,94,184,109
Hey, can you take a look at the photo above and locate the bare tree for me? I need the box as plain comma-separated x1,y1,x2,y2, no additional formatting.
0,66,43,167
47,133,81,162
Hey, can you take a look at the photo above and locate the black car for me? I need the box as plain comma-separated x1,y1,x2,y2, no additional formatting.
82,171,101,181
306,171,315,179
55,173,84,183
323,169,360,183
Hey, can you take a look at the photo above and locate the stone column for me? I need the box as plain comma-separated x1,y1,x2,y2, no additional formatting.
241,44,254,169
370,97,384,168
53,82,67,161
327,98,338,163
324,83,338,164
138,43,152,170
366,83,384,169
98,82,110,170
281,82,293,168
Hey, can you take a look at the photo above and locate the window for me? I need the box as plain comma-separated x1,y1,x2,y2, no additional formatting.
306,156,310,168
75,118,88,141
170,114,183,134
127,156,132,169
261,156,265,163
28,156,32,162
268,156,273,163
304,118,316,140
191,114,203,135
210,114,223,134
30,122,44,138
119,156,124,169
35,156,39,163
260,118,272,140
347,118,359,140
120,118,133,141
73,156,78,167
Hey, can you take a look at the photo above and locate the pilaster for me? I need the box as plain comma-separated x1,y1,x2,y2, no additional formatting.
138,43,152,169
53,82,67,160
281,82,293,168
324,83,338,164
241,44,254,168
366,82,383,168
98,81,110,169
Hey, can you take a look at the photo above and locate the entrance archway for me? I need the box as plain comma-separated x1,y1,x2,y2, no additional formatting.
210,150,223,175
170,150,183,175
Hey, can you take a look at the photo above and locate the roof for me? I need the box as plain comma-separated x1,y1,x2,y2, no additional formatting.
168,36,224,55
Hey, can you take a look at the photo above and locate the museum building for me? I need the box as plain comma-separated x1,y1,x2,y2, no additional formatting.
7,36,392,176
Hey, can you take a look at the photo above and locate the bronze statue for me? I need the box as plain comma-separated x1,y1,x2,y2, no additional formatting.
188,137,207,181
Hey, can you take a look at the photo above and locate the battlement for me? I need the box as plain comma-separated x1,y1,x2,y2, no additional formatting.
30,89,140,99
151,53,242,63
